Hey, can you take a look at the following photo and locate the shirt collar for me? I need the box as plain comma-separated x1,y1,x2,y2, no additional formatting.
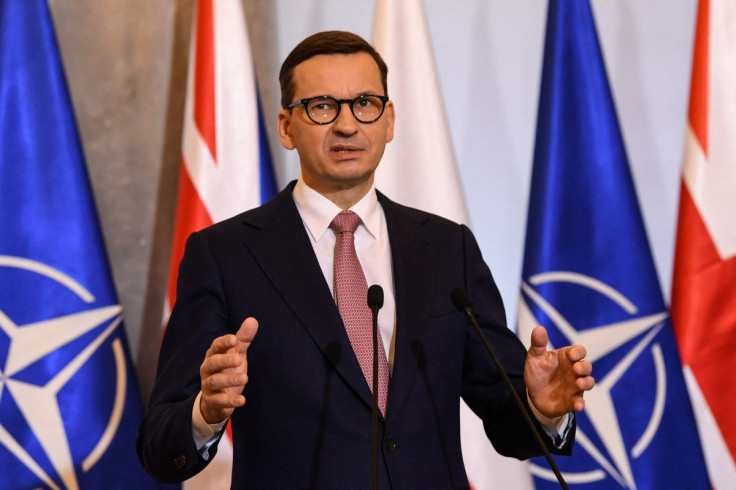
293,177,381,242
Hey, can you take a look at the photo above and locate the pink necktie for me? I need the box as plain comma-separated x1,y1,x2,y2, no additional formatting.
330,210,390,415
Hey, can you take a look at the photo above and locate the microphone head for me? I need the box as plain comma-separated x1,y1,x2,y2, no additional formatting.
450,288,471,312
367,284,384,309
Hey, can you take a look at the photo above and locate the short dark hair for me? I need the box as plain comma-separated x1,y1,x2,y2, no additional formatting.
279,31,388,109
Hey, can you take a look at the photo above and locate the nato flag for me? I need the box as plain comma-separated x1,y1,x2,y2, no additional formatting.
517,0,710,488
0,1,165,488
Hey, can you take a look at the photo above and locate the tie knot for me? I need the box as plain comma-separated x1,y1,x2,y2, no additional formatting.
330,210,361,234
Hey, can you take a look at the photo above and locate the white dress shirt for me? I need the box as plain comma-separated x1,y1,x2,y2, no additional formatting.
291,177,396,369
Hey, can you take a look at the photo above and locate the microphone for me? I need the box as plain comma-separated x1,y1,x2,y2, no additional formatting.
368,284,384,310
450,288,569,490
367,285,384,490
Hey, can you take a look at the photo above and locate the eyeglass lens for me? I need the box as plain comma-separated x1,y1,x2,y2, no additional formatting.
307,96,384,124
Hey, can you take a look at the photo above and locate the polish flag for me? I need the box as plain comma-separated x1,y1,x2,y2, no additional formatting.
371,0,468,225
166,1,275,488
372,0,532,488
670,0,736,487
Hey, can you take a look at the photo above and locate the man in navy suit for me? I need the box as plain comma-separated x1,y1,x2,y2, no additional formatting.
138,31,594,488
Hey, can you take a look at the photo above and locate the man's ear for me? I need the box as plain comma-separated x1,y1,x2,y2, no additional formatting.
277,109,296,150
384,101,395,143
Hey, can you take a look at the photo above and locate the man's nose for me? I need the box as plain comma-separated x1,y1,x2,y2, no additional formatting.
332,102,358,136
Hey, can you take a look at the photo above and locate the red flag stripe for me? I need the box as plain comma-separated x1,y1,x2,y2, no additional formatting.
672,183,736,464
687,0,709,155
193,0,217,164
166,160,213,309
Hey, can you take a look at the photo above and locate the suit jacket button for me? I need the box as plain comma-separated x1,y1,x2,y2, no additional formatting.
385,439,398,452
173,455,187,469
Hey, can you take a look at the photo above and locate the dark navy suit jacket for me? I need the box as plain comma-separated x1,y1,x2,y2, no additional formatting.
137,183,573,489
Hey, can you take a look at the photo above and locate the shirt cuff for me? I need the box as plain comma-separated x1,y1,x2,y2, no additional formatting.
192,391,228,458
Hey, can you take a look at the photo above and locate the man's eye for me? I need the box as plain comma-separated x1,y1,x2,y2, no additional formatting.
312,103,335,112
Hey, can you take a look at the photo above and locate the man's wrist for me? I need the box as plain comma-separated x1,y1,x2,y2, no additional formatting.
192,391,228,450
526,391,571,443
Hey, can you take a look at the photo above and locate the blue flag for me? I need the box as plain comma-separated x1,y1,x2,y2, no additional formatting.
517,1,710,488
258,97,278,204
0,1,162,488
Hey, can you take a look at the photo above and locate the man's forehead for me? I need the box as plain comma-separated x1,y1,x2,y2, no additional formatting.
292,52,384,96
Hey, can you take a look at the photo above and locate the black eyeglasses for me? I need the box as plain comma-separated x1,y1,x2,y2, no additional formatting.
287,95,389,125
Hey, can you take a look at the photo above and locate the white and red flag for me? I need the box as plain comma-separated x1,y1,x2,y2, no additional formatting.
372,0,532,488
166,1,275,488
671,0,736,487
371,0,468,225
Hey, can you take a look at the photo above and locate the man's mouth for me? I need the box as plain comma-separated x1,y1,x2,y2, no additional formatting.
330,145,362,158
331,144,361,151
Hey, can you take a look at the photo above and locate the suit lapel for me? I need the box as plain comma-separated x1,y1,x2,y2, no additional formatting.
379,193,437,418
240,184,374,410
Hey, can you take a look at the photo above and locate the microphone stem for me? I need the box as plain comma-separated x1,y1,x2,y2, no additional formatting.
464,306,569,490
371,304,379,490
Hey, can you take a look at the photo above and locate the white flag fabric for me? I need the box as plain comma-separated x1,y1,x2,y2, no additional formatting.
371,0,469,225
671,0,736,487
167,1,275,488
372,1,533,488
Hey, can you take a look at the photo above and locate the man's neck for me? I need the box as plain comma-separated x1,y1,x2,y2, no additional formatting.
302,177,374,210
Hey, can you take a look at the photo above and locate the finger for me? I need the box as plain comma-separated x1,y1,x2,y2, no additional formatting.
528,326,549,356
573,360,593,377
200,391,247,424
202,392,246,412
572,395,586,412
203,371,249,393
207,334,239,357
200,352,244,378
567,344,587,362
575,375,595,392
233,317,259,353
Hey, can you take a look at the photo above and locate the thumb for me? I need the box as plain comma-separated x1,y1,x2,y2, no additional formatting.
234,317,259,353
528,326,549,357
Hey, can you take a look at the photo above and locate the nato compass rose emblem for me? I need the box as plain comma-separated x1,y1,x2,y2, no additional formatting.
0,255,129,490
518,271,669,489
